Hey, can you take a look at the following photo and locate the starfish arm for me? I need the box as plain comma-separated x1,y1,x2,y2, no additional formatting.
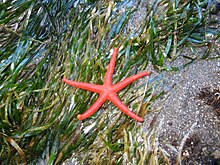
113,71,150,92
104,48,118,85
63,78,103,93
77,93,107,120
109,93,144,122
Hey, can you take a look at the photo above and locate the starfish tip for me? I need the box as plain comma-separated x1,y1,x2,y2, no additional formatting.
77,114,83,120
63,78,68,82
139,118,144,123
113,47,118,51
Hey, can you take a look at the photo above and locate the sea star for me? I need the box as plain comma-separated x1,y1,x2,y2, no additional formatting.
63,48,150,122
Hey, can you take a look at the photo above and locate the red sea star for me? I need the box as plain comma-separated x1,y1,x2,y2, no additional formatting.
63,48,150,122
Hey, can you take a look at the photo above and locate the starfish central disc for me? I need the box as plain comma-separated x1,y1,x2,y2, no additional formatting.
63,48,150,122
